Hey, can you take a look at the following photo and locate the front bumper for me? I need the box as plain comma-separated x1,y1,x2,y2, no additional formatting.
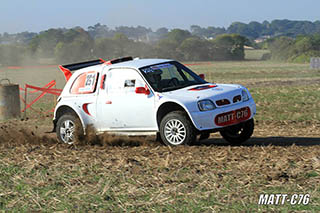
189,99,256,131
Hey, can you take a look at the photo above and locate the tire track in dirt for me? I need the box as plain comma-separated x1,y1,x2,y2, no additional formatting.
1,119,319,148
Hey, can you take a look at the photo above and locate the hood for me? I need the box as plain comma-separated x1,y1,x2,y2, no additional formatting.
162,83,244,105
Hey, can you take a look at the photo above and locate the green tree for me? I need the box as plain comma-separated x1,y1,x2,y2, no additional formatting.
54,28,94,63
112,33,132,57
210,34,246,60
267,36,294,61
155,27,169,40
155,39,181,59
54,39,93,64
178,37,211,61
29,28,64,58
228,22,261,39
88,23,114,39
166,29,192,44
93,38,116,59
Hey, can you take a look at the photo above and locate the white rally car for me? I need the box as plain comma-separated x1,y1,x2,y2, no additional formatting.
53,57,256,145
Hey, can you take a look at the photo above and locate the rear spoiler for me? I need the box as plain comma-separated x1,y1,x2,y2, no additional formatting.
59,59,105,81
59,57,133,81
62,59,105,71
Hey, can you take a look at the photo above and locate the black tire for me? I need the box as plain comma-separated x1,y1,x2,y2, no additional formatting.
155,132,163,143
220,118,254,145
199,132,210,141
159,111,196,146
56,114,83,144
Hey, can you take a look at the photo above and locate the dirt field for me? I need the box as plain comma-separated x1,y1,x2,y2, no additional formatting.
0,61,319,211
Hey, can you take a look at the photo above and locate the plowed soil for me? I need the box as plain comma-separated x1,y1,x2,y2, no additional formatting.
0,119,319,212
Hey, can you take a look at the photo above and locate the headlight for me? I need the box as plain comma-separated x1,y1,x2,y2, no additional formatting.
241,89,249,102
198,100,216,111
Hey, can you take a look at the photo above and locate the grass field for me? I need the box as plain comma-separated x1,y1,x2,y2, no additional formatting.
245,49,270,61
0,60,320,212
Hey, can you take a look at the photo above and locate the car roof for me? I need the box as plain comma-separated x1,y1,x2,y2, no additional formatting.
107,58,173,69
72,58,174,76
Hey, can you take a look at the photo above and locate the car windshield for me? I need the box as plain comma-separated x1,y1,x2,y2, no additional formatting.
140,61,207,92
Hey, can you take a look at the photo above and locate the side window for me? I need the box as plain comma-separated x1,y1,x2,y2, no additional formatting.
180,69,194,81
124,79,136,87
107,69,145,95
158,66,180,80
160,68,171,79
70,71,99,94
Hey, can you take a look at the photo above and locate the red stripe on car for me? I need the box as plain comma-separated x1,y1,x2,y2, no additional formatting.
82,103,92,116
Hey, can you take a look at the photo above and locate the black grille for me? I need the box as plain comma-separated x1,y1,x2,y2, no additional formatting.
233,95,241,103
216,99,230,106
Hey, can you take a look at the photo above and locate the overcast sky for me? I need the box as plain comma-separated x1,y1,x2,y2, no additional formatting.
1,0,319,33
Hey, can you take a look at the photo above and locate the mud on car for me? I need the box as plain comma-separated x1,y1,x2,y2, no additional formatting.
53,57,256,145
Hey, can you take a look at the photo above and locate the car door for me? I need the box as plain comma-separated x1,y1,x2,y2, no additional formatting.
96,68,157,131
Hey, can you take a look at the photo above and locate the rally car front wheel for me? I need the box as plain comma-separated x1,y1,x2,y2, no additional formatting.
220,118,254,145
160,111,196,146
56,114,83,144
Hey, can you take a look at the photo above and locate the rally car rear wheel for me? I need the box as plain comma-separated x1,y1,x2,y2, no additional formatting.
160,111,196,146
220,118,254,145
56,114,82,144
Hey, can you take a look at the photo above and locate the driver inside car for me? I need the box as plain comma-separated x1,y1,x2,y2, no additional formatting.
147,69,163,90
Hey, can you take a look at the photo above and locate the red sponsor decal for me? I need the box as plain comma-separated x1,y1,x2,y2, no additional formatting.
215,107,251,126
100,74,106,89
82,103,92,116
70,71,98,94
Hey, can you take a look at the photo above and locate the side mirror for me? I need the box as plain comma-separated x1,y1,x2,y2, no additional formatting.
199,74,205,80
135,87,150,95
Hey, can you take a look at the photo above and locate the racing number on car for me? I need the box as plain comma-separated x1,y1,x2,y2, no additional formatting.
85,73,96,87
78,72,97,93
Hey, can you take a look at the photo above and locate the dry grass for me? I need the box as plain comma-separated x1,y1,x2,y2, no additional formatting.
0,120,319,211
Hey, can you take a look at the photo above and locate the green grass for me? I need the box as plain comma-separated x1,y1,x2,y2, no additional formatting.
190,61,315,83
245,49,270,60
251,85,320,121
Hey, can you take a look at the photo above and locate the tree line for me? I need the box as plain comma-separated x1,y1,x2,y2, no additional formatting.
266,34,320,63
1,20,320,65
0,27,248,65
3,20,320,44
227,20,320,39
